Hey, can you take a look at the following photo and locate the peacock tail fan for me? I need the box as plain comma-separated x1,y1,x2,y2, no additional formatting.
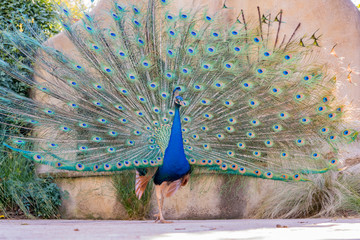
0,0,356,181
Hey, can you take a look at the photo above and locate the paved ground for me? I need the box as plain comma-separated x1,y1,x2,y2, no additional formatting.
0,218,360,240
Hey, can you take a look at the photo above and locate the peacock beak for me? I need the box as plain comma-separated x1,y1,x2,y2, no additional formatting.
179,101,185,106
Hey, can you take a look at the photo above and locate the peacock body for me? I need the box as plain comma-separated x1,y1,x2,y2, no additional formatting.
0,0,357,222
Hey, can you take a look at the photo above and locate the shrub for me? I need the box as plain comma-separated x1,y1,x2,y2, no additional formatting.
0,0,62,218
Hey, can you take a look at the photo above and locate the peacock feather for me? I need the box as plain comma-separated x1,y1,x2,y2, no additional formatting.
0,0,357,185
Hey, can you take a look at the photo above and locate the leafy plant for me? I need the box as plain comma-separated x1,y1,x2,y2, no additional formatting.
0,0,62,219
0,0,59,92
112,171,153,219
54,0,97,21
0,136,63,218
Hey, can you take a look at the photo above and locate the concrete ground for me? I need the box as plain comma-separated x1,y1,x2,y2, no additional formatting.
0,219,360,240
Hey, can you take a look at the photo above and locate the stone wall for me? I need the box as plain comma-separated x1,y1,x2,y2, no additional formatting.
56,173,260,219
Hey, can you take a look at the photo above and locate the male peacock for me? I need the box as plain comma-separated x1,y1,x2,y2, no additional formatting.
0,0,357,223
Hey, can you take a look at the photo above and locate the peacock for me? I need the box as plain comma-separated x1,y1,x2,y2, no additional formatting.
0,0,357,223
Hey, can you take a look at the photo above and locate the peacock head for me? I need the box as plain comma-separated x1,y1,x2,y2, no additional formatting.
173,87,185,107
175,96,185,107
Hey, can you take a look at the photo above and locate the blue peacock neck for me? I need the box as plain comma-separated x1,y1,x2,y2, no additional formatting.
169,105,184,151
153,103,190,184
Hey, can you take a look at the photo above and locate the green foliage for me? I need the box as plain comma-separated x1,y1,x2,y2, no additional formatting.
112,172,153,219
54,0,96,20
0,136,63,218
0,0,62,218
0,0,59,93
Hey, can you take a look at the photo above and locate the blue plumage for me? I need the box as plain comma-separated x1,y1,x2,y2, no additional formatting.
154,98,191,185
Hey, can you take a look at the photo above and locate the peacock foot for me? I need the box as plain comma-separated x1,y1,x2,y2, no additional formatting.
155,218,173,224
159,219,173,224
154,213,173,223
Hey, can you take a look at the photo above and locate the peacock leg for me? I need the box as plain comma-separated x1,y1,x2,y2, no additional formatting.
155,184,173,223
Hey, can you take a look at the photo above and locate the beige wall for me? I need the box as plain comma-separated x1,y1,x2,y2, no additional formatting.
57,173,251,219
225,0,360,115
57,176,127,219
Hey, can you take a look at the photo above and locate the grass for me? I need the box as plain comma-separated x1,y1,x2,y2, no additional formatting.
252,166,360,218
112,171,153,220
